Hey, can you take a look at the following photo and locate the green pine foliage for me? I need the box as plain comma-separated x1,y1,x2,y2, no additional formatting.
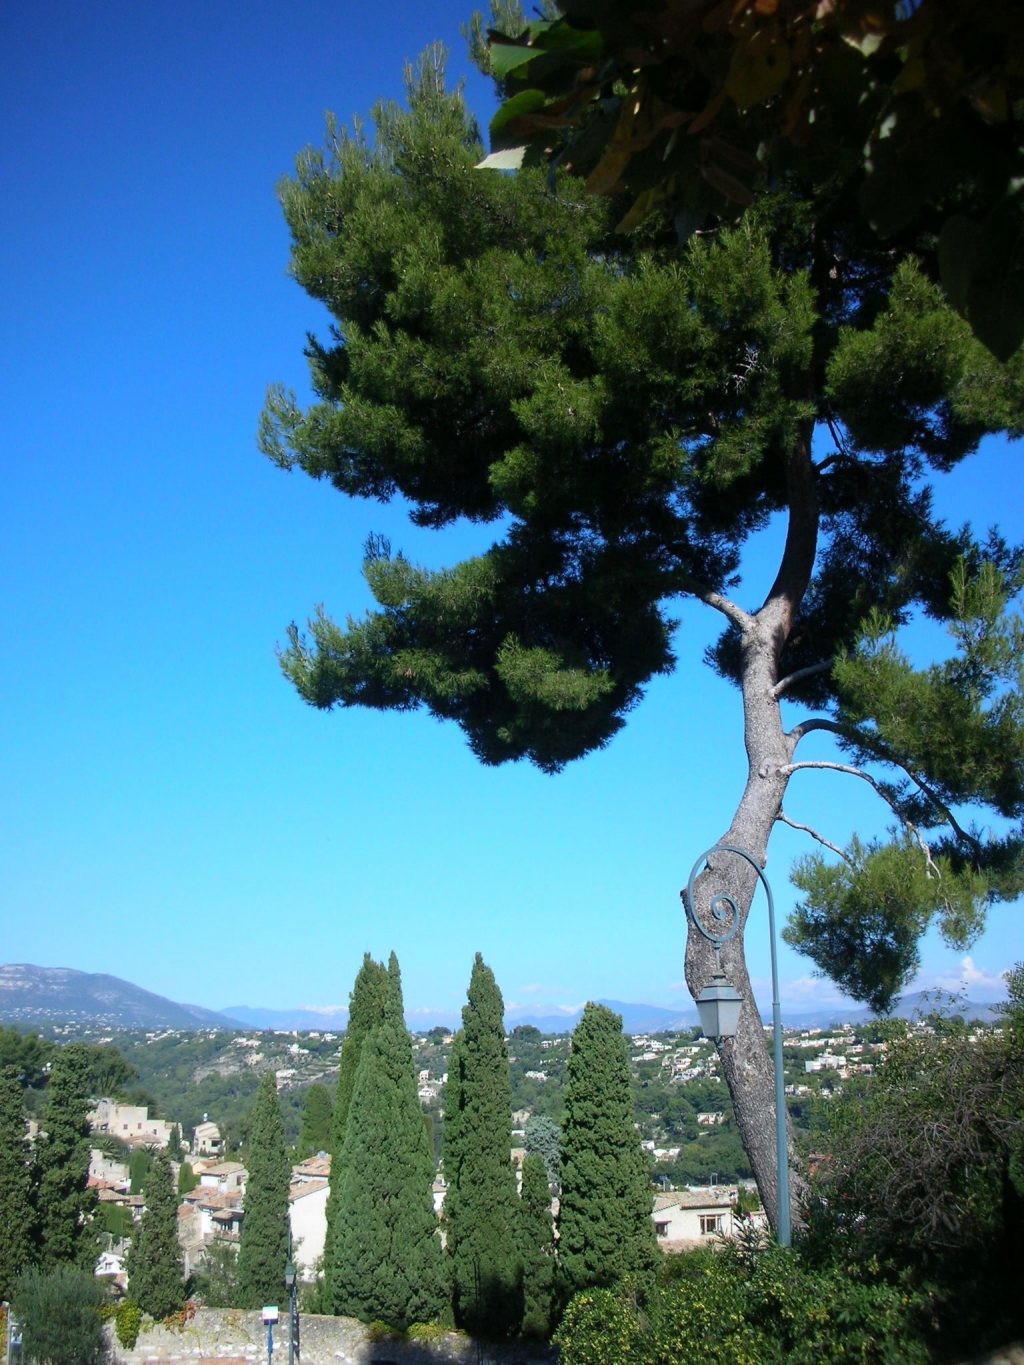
13,1265,108,1365
177,1160,198,1196
518,1152,555,1339
443,953,522,1335
557,1004,657,1298
296,1082,333,1159
323,952,391,1275
263,49,1024,1012
328,956,446,1328
33,1043,97,1270
236,1073,292,1310
125,1150,183,1320
0,1068,34,1300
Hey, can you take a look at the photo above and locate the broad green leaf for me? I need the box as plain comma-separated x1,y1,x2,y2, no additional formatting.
490,89,550,142
489,43,539,80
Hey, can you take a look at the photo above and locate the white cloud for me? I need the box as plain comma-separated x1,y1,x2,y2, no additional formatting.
912,956,1009,1001
517,983,544,995
298,1004,349,1015
755,975,854,1007
557,1001,587,1016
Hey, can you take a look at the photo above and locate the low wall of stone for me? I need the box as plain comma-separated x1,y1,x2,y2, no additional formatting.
106,1308,556,1365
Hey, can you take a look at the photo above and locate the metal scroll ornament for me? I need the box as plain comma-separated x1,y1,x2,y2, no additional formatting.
684,843,773,952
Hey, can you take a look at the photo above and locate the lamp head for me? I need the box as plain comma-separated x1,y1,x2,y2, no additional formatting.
696,973,743,1040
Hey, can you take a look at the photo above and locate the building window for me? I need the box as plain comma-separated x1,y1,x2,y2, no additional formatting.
654,1221,670,1239
699,1214,724,1235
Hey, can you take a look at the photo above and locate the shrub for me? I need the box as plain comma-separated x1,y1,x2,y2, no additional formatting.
14,1265,108,1365
555,1247,932,1364
115,1300,142,1349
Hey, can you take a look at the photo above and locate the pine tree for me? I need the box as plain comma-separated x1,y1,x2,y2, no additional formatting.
34,1043,97,1270
236,1074,291,1310
323,953,391,1275
557,1004,656,1297
519,1152,555,1339
296,1083,333,1159
263,47,1024,1232
0,1068,34,1301
125,1150,183,1320
443,954,521,1335
329,954,446,1328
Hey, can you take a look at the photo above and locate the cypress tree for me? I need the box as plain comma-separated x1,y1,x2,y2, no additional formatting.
296,1082,333,1159
329,954,446,1328
0,1068,34,1300
236,1073,292,1310
443,954,521,1335
557,1004,656,1297
519,1153,555,1339
323,953,391,1275
34,1043,97,1270
125,1150,183,1320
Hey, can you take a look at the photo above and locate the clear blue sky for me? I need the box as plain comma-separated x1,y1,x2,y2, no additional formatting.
2,1,1019,1024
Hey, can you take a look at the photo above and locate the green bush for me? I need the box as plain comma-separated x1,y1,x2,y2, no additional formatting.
406,1321,451,1341
115,1300,142,1349
14,1265,108,1365
555,1247,931,1365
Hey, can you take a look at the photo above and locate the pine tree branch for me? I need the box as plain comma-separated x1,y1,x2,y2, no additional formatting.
776,810,853,864
772,661,832,699
680,575,754,631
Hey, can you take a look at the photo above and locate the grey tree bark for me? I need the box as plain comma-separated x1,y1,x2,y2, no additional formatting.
683,435,818,1235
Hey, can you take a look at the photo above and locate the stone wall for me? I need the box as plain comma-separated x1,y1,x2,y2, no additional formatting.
106,1308,556,1365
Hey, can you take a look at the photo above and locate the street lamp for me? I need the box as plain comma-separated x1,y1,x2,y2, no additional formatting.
683,843,791,1246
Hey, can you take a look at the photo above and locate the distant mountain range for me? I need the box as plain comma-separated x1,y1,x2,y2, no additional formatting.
0,964,241,1030
0,964,1005,1034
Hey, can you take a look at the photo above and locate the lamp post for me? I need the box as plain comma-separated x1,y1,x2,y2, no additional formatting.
285,1226,297,1365
683,843,791,1246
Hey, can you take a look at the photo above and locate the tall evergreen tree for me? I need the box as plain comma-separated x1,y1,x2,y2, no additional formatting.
518,1152,555,1339
34,1043,96,1270
125,1150,183,1320
262,44,1024,1230
296,1082,333,1159
443,954,521,1335
323,953,391,1275
0,1068,34,1301
557,1004,656,1297
329,954,446,1328
236,1074,292,1310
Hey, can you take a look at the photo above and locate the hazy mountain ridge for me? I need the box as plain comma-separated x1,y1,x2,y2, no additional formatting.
0,964,241,1030
0,965,1004,1034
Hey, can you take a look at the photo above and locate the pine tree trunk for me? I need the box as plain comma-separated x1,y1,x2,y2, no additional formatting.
684,439,817,1237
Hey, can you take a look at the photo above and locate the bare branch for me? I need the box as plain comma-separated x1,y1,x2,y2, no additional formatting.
787,715,845,745
776,810,853,864
772,661,832,699
785,718,981,853
781,761,944,876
